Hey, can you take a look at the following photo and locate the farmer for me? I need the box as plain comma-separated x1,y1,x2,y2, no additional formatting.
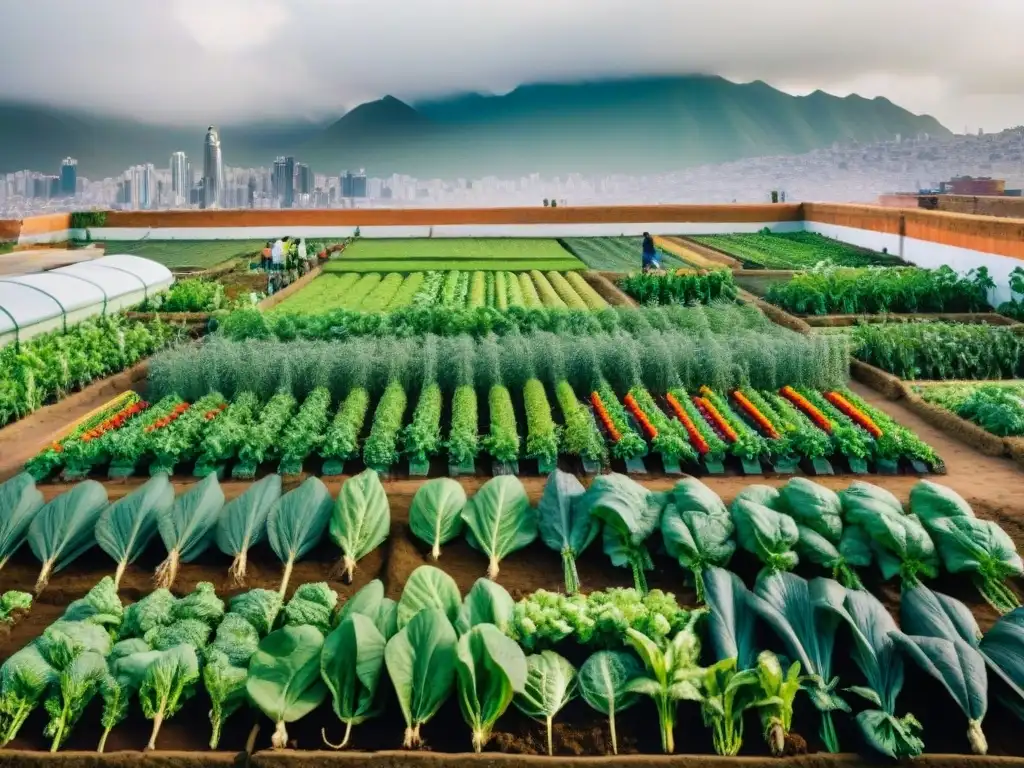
641,232,661,272
270,237,285,271
261,241,272,271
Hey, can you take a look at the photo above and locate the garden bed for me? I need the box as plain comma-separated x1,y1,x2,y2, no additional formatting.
803,313,1018,328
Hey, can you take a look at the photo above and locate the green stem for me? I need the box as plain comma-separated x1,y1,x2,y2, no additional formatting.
820,711,840,754
98,726,111,753
631,555,648,595
2,701,33,746
547,715,553,756
657,694,675,753
562,549,580,595
609,708,618,756
693,567,707,604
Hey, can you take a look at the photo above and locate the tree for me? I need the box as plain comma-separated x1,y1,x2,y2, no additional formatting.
543,199,550,207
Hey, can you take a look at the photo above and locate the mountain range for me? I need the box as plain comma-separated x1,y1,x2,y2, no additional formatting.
0,75,951,180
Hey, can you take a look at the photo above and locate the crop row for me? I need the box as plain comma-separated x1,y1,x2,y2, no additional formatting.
618,270,737,305
26,378,940,480
915,382,1024,437
0,472,1020,757
0,315,184,431
692,231,903,270
765,265,994,315
272,270,610,316
220,301,782,341
558,236,690,271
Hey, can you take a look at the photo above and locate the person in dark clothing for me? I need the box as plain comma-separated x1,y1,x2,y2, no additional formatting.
641,232,661,272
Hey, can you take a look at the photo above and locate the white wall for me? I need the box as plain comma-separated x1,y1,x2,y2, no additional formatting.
18,229,72,245
806,221,1022,306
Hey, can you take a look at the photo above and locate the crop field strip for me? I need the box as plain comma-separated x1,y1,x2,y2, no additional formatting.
558,237,690,271
115,239,270,269
912,381,1024,438
269,270,610,315
689,232,907,270
328,238,586,273
0,467,1021,758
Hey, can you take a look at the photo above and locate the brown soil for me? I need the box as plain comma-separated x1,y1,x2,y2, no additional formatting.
849,360,907,401
737,290,813,335
580,272,636,307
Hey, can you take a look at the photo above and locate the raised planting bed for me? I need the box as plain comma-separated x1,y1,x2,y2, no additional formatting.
268,270,608,315
687,232,908,270
327,239,586,273
557,237,690,271
803,313,1018,328
0,470,1022,758
116,239,269,270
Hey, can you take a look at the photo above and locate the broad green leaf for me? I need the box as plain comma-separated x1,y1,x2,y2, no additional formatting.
513,651,577,755
0,473,44,569
537,470,598,594
462,475,537,580
267,477,333,596
409,478,466,561
203,649,248,749
578,650,642,756
246,624,328,748
138,644,201,750
457,578,514,635
96,474,174,588
778,477,842,542
397,565,461,630
330,469,390,583
43,649,106,750
703,566,758,669
662,479,735,602
154,474,224,589
216,474,282,586
28,480,108,593
384,608,457,747
731,498,799,577
455,623,528,752
321,613,387,748
336,579,385,626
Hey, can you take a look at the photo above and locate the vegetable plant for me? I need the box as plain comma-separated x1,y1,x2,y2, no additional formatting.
461,475,537,580
320,387,370,469
660,479,735,602
537,470,599,594
216,473,282,585
233,392,296,479
408,477,467,560
96,474,175,588
268,477,333,595
29,480,108,593
0,473,45,570
403,383,443,465
384,608,458,748
457,578,515,636
730,487,798,577
513,650,577,755
578,650,642,755
321,613,387,749
154,473,224,588
140,644,202,750
278,387,331,474
397,565,462,630
484,384,520,464
523,378,559,467
363,380,408,469
329,469,391,583
455,623,528,752
447,385,480,467
247,624,328,748
622,611,705,753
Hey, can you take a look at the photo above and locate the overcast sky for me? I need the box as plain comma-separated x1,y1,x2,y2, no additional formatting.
3,0,1023,132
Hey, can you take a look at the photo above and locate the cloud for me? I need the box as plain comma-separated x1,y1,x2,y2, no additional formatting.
1,0,1023,131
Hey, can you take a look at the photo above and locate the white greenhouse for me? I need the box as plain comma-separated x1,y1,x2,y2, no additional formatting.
0,255,174,347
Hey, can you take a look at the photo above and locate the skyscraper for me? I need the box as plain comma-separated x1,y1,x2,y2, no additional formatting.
283,156,295,208
352,169,367,198
60,158,77,197
170,152,190,205
202,126,223,209
297,163,312,196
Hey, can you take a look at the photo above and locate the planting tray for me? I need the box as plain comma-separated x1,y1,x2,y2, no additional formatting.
770,457,799,474
321,460,347,477
847,458,869,475
492,460,520,476
408,459,430,477
810,458,835,475
659,454,683,475
447,460,477,477
703,459,725,475
739,458,762,475
624,456,647,474
876,458,900,475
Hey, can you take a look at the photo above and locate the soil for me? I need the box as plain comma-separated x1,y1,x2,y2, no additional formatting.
579,272,636,307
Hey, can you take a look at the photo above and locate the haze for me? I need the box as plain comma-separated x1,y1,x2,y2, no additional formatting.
2,0,1022,131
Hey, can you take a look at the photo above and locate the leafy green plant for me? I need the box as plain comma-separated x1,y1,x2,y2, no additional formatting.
409,478,466,560
455,623,528,752
662,480,734,603
554,380,606,463
321,613,387,749
523,379,560,466
363,380,408,469
140,644,202,750
457,578,514,636
461,475,537,580
278,388,331,474
330,469,390,583
0,474,45,570
513,650,577,755
484,384,520,463
384,608,458,748
321,387,371,465
892,585,988,754
619,270,737,305
909,480,1022,613
578,650,642,755
247,624,328,748
622,612,705,754
403,383,443,464
447,385,480,467
537,470,599,594
29,480,108,593
96,474,175,588
216,474,282,585
154,474,224,589
233,392,297,479
268,477,333,595
579,473,663,593
730,487,799,577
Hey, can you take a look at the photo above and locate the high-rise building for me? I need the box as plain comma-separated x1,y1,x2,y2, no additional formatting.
60,158,77,197
247,176,257,208
170,152,190,204
283,156,295,208
352,169,367,198
202,126,223,209
341,170,354,198
297,163,312,196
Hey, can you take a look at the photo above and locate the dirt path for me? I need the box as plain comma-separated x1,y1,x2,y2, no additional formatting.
0,247,101,276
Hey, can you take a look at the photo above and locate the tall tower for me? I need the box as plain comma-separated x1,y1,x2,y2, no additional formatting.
202,126,223,209
60,158,77,197
170,152,190,205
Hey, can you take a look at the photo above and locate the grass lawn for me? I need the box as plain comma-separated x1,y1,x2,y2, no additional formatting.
0,242,14,255
331,238,585,271
112,239,268,269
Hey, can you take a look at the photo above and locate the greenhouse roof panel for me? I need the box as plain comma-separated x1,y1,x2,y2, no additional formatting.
0,280,65,334
0,273,107,314
94,255,174,288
